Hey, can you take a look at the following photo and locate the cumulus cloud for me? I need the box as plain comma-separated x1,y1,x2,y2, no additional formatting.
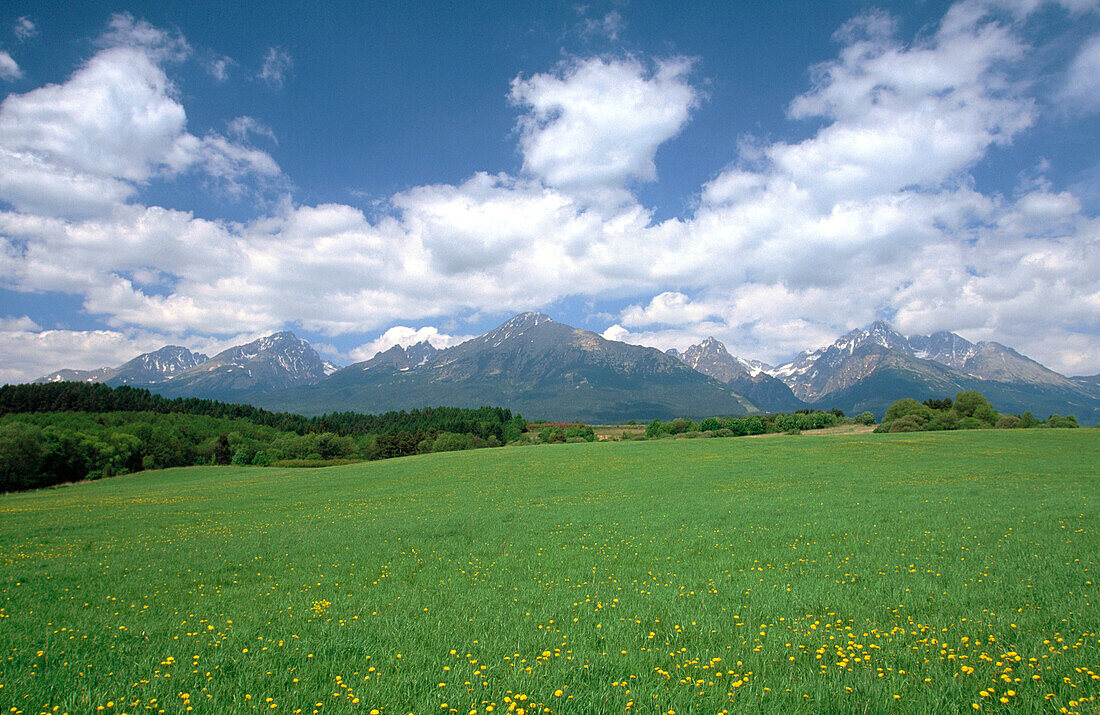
14,17,36,42
0,20,283,217
349,326,473,363
258,47,292,89
510,55,699,206
1060,33,1100,113
0,326,168,384
97,12,191,63
3,2,1100,381
0,51,22,81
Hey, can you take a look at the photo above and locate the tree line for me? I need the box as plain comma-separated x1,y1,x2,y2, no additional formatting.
0,383,527,493
874,391,1080,432
643,408,871,439
0,382,525,439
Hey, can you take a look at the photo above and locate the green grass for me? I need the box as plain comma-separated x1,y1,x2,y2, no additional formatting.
1,430,1097,714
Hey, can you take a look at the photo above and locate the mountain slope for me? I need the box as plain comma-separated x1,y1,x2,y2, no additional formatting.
34,367,118,384
106,346,209,385
669,337,804,412
255,313,760,422
1070,374,1100,399
771,321,914,403
774,322,1100,421
147,332,330,400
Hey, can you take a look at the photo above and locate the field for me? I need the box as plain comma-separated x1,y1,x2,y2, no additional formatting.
1,430,1097,714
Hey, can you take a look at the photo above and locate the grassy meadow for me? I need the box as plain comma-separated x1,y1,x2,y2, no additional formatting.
1,430,1097,714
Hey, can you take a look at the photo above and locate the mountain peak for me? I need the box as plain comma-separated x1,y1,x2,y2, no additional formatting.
474,312,559,348
502,312,553,329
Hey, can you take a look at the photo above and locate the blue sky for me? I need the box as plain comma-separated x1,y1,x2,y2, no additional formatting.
1,0,1099,382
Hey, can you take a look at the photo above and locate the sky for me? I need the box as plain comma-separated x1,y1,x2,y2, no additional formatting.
1,0,1099,383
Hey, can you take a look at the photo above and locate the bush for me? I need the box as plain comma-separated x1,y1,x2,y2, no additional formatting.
954,391,993,419
973,403,1000,426
885,399,934,423
928,410,960,431
995,415,1021,429
670,418,698,434
538,427,566,444
854,411,876,426
564,425,595,442
714,428,734,438
699,417,721,432
888,416,924,433
432,432,475,452
958,417,986,430
1044,415,1079,428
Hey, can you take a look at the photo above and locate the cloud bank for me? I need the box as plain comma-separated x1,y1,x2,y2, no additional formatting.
1,1,1099,382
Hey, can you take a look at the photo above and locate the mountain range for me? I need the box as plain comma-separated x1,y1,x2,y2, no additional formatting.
36,333,337,401
256,313,757,422
29,314,1100,423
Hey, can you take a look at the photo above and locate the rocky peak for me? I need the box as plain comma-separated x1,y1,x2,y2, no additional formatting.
403,340,439,367
477,312,558,348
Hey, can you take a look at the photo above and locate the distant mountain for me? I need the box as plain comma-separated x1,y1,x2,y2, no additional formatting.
255,313,760,422
360,340,439,372
1070,374,1100,399
669,337,804,412
147,332,330,400
107,346,209,385
25,315,1099,423
35,346,208,386
908,331,1076,388
769,321,1100,421
35,366,118,384
770,320,914,403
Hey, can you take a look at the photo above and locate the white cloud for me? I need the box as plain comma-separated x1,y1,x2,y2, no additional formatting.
619,292,720,328
578,11,624,41
3,2,1100,381
349,326,473,363
0,315,39,331
0,25,282,217
510,56,699,206
0,51,22,81
97,13,190,63
258,47,292,89
228,116,277,144
0,327,167,384
1060,33,1100,114
204,54,235,82
14,17,36,42
772,5,1033,202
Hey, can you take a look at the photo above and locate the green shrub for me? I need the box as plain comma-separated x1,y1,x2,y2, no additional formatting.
885,399,934,423
853,411,876,426
928,410,960,431
888,416,924,433
954,391,994,419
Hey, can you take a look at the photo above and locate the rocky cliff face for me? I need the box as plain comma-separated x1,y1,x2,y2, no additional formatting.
670,337,803,412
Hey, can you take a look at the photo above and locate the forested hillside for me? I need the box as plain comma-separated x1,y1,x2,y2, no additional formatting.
0,383,526,492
